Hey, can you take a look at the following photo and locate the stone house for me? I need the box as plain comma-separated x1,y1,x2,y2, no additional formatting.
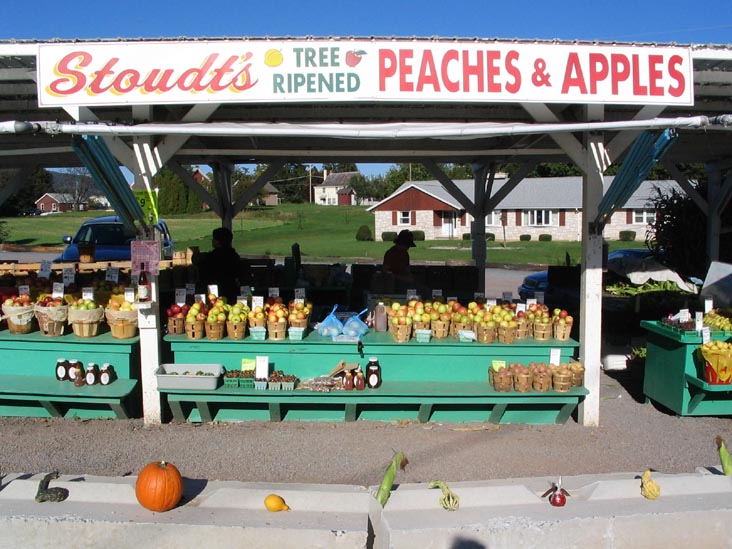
368,177,678,242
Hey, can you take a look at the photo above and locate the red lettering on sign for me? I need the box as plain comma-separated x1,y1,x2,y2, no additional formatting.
399,49,414,92
610,54,631,95
379,49,397,91
648,54,663,96
462,50,484,93
667,55,685,97
417,50,440,92
588,53,609,94
486,50,501,93
441,50,459,92
632,55,648,96
561,53,588,94
46,51,90,96
505,50,521,93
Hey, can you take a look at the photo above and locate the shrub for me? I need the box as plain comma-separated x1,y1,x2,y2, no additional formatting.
519,234,532,242
486,233,495,242
619,230,636,242
382,231,397,243
538,233,552,242
462,233,472,240
356,225,373,241
411,230,425,241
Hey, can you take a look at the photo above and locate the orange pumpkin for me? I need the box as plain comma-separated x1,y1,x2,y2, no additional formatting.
135,461,183,512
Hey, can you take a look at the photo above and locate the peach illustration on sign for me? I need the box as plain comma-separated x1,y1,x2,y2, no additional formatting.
345,50,366,67
265,49,284,67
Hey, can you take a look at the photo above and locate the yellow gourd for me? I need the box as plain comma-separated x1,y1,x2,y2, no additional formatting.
264,493,290,512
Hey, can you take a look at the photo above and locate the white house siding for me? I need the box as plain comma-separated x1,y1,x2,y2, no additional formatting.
314,186,340,205
375,209,653,242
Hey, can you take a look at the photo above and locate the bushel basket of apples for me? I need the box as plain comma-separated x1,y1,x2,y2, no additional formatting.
226,300,250,340
105,298,138,339
68,298,104,338
2,293,35,334
34,295,69,337
165,303,189,335
287,299,312,329
552,308,574,341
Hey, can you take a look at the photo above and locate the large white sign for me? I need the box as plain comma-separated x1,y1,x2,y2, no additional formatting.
37,40,694,107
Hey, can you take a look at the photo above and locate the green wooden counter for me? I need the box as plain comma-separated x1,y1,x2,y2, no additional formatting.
0,329,141,418
641,320,732,416
163,331,581,423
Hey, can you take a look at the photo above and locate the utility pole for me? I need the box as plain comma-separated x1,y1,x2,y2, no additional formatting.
308,164,312,203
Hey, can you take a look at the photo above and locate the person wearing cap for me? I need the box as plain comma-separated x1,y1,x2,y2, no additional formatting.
383,229,416,291
198,227,240,302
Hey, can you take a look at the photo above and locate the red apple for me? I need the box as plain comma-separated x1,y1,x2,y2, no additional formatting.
345,49,365,67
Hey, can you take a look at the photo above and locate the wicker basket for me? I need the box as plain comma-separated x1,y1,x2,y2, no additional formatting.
533,321,552,341
451,321,471,339
7,318,34,334
497,325,517,344
167,317,185,335
289,318,308,329
553,371,573,392
514,371,533,393
35,306,68,337
205,321,225,340
515,320,530,340
533,373,552,392
3,304,35,334
110,320,137,339
185,320,205,340
476,324,497,343
226,321,247,340
493,369,513,392
267,320,287,340
553,321,572,341
391,323,412,343
248,316,266,328
431,320,450,339
569,362,585,387
412,320,430,335
72,321,99,338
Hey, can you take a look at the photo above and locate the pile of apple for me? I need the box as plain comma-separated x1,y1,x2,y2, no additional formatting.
185,300,209,323
265,298,288,328
68,298,101,311
206,296,231,324
552,307,574,326
3,293,33,309
247,305,266,326
165,303,191,320
287,299,312,325
227,300,251,324
473,302,518,332
106,294,136,312
36,295,67,308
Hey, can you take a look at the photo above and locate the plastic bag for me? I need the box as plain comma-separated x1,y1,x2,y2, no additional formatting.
342,308,369,337
316,305,343,337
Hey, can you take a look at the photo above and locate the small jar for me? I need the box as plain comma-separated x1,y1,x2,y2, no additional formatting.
366,357,382,389
343,371,354,391
55,358,69,381
73,364,85,387
67,360,80,383
99,364,116,386
354,369,365,391
85,363,99,386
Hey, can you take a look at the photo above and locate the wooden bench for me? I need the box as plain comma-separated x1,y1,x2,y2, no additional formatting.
0,376,138,419
160,382,588,424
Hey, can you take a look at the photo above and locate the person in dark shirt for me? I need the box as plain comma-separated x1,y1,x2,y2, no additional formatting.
198,227,240,302
383,229,416,292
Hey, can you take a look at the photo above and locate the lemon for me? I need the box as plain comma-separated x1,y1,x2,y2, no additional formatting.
264,49,284,68
264,493,290,512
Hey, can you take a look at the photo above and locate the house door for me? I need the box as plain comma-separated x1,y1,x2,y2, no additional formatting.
441,211,457,238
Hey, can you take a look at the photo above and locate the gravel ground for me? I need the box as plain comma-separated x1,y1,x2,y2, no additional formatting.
2,370,730,486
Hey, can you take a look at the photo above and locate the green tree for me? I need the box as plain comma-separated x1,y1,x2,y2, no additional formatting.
322,162,358,173
0,167,53,216
155,167,187,215
264,163,309,203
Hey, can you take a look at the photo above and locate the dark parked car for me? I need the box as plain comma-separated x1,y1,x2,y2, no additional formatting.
54,215,174,262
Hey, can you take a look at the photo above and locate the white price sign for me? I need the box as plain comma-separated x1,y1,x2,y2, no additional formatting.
695,311,704,332
105,266,119,282
268,287,280,298
255,356,269,380
82,287,94,300
175,288,187,306
62,267,75,287
124,287,136,303
207,284,219,297
701,327,711,344
18,284,30,296
549,348,561,366
52,282,64,298
294,287,306,299
252,295,264,310
705,299,714,314
39,260,52,279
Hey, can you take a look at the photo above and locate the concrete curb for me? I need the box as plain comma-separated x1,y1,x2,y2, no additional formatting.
2,469,732,548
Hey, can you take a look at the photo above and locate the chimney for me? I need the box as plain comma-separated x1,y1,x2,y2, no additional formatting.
322,169,328,181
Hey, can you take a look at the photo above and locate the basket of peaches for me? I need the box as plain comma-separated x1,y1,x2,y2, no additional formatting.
265,298,288,340
105,294,138,339
287,299,312,329
2,292,35,334
68,296,105,338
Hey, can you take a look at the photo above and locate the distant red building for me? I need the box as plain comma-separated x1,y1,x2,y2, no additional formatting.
35,193,86,213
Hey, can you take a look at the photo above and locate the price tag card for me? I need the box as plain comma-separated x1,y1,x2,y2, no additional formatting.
294,297,305,307
52,282,65,298
185,283,195,295
240,285,251,297
679,308,690,322
195,293,206,304
62,267,75,287
241,358,256,371
535,291,545,304
701,327,711,344
549,348,561,366
124,287,136,302
18,284,30,296
268,287,280,298
294,287,306,300
473,292,485,301
175,288,187,306
207,285,219,298
252,296,264,310
82,287,94,300
486,298,497,306
105,266,119,282
447,296,458,303
695,311,704,332
406,289,419,300
516,303,526,313
526,298,537,306
237,295,249,307
432,289,443,299
491,360,506,372
502,291,513,302
255,356,269,380
705,299,714,314
39,260,52,279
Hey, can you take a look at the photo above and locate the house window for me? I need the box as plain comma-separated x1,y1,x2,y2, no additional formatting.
485,211,501,226
51,203,58,212
632,210,656,225
327,197,336,205
522,209,556,226
39,204,45,212
398,211,411,225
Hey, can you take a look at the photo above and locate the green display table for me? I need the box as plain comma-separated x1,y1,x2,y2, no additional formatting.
641,320,732,416
0,329,141,418
163,331,581,423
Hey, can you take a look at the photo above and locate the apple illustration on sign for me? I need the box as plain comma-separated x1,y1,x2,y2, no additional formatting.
345,50,367,67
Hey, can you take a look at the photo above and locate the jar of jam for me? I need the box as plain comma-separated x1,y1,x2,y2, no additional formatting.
73,363,85,387
99,364,116,386
343,371,354,391
85,363,99,385
67,360,80,383
55,358,69,381
366,357,382,389
354,368,365,391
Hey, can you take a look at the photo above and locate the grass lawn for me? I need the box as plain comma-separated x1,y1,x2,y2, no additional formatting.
0,205,647,266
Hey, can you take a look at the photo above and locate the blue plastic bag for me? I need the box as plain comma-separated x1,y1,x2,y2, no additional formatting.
342,309,369,337
316,305,343,337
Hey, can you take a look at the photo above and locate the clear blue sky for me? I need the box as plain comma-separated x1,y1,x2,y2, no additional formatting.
5,0,730,176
